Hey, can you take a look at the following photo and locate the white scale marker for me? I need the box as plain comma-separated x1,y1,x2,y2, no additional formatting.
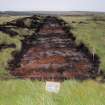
45,81,61,93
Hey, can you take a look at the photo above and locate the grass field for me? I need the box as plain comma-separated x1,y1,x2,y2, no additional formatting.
0,15,105,105
0,80,105,105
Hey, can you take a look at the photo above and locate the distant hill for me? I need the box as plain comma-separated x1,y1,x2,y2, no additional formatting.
0,11,105,16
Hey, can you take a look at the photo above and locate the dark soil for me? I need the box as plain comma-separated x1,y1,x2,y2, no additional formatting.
0,44,16,51
5,16,100,81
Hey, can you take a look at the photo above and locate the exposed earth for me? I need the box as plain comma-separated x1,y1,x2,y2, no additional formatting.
0,16,100,80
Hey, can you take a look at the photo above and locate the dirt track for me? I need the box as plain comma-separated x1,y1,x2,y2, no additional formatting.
9,16,100,80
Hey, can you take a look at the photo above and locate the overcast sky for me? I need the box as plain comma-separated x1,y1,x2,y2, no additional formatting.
0,0,105,12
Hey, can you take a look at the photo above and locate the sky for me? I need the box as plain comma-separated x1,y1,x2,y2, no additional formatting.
0,0,105,12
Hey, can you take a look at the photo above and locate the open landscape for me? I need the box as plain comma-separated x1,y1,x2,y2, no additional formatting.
0,12,105,105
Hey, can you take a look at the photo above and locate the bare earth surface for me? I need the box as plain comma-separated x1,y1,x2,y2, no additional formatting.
10,17,99,80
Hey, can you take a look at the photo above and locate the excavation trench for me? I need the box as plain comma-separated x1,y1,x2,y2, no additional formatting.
8,16,100,80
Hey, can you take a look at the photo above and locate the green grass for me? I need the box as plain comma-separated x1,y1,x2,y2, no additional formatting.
0,48,14,78
0,32,22,51
0,48,14,67
0,80,105,105
61,15,105,71
0,31,22,75
0,16,25,24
